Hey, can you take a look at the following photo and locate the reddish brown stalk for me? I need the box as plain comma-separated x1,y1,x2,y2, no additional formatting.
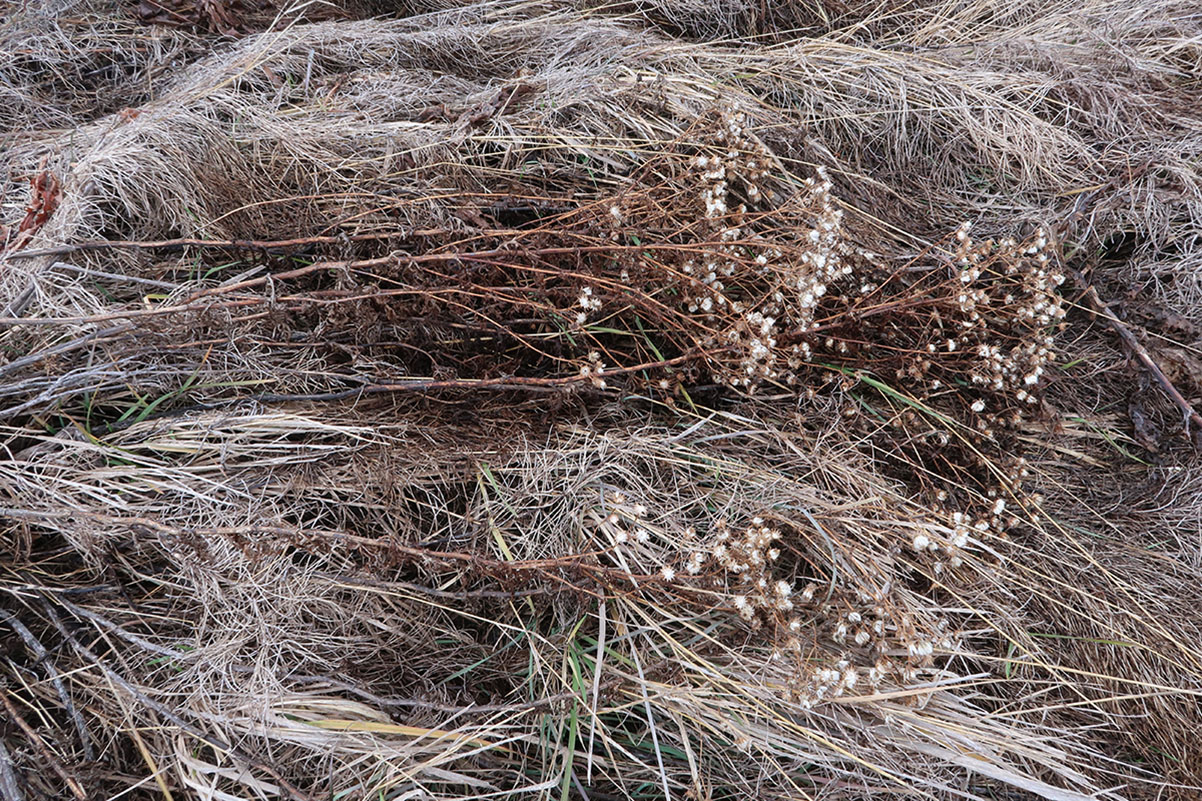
72,514,690,599
0,229,461,260
249,350,714,402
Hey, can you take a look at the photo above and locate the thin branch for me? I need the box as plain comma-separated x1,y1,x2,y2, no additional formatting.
0,610,95,761
249,350,710,403
0,229,465,261
0,694,87,801
1073,275,1202,447
0,741,26,801
0,324,133,380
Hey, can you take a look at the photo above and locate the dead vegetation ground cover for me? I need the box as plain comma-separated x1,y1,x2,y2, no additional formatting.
2,0,1202,799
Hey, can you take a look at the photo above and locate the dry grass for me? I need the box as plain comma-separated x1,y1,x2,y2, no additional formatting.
2,0,1202,799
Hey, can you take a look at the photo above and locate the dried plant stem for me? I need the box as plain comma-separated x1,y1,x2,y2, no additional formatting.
1075,277,1202,447
0,694,87,801
250,351,711,403
0,611,94,762
0,742,24,801
5,1,1202,797
1,229,474,260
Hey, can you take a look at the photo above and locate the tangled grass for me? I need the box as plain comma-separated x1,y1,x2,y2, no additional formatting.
2,1,1202,800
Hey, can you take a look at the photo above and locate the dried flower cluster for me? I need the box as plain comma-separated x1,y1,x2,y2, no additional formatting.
948,223,1067,407
586,498,964,711
678,516,961,709
680,114,858,389
553,115,1075,612
588,489,669,577
566,109,1067,438
577,109,863,395
839,222,1068,432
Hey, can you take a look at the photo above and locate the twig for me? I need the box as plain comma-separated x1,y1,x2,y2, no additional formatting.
47,261,183,290
318,573,558,601
1047,171,1200,444
0,229,459,261
249,350,710,403
0,610,95,761
2,511,693,601
0,694,87,801
1072,275,1202,447
0,742,26,801
47,596,187,662
0,324,134,380
164,244,664,305
114,516,622,589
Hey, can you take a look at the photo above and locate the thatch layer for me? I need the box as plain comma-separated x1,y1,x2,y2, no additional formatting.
2,1,1201,799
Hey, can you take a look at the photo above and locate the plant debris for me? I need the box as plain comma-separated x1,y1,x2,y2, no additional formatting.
2,2,1202,800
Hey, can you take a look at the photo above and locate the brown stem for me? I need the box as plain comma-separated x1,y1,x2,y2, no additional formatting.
1074,278,1202,448
0,229,461,261
249,349,711,403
